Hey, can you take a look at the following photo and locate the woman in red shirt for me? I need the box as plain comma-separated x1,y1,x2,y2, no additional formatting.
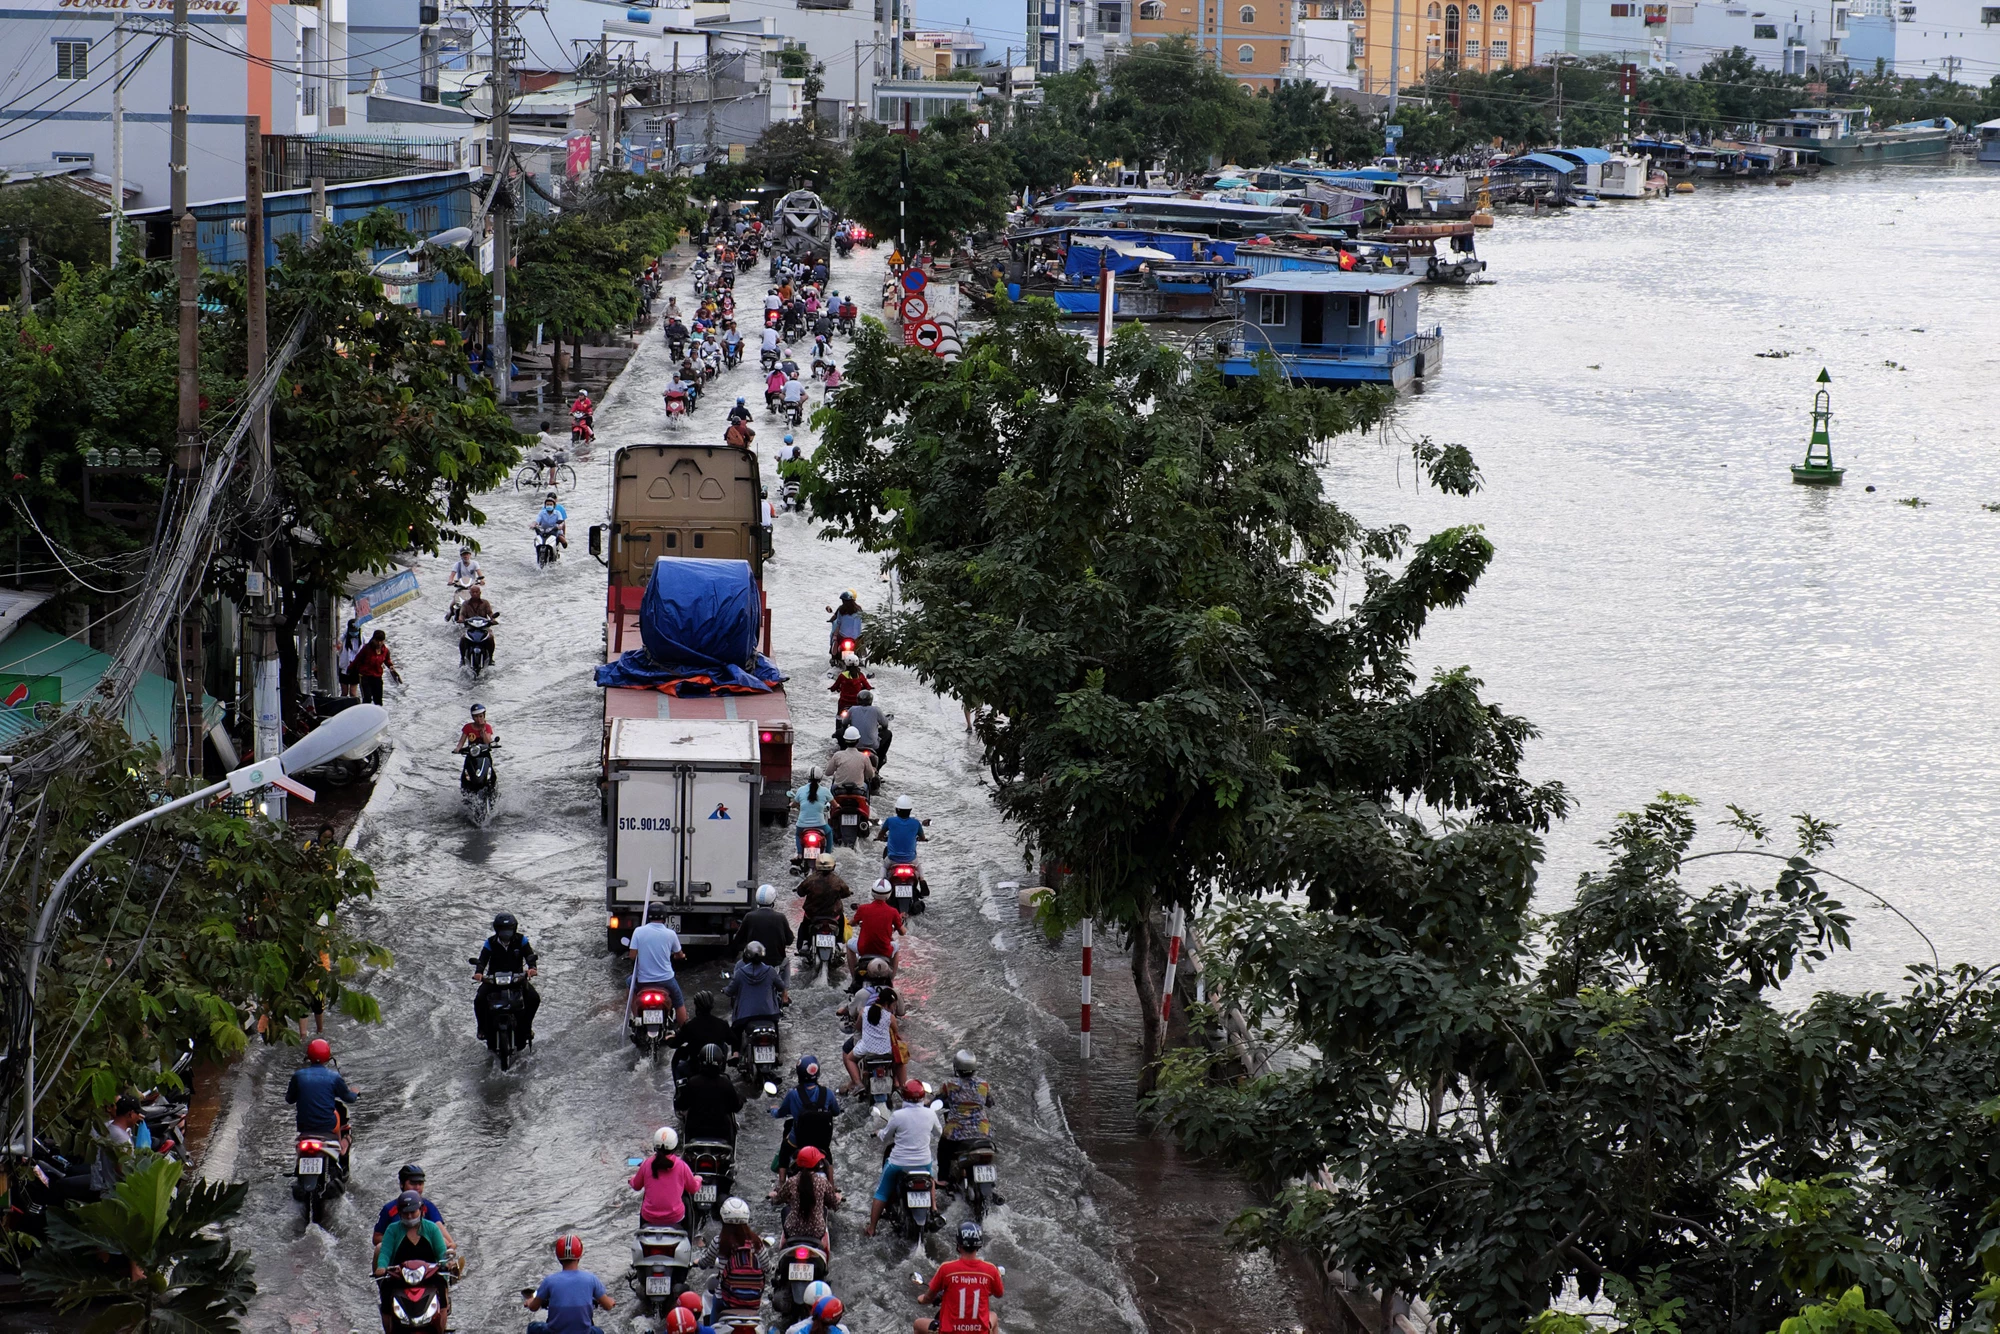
353,630,402,705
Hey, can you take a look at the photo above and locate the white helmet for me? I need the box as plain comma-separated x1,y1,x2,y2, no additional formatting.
840,651,858,667
843,727,861,744
755,884,777,907
719,1196,751,1224
895,794,913,814
653,1126,679,1151
803,1280,833,1309
872,878,892,898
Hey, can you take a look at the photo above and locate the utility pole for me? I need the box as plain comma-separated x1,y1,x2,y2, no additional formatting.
598,33,611,172
1389,0,1402,114
171,0,205,777
110,17,124,263
489,0,512,403
244,115,282,820
15,239,27,310
310,176,326,238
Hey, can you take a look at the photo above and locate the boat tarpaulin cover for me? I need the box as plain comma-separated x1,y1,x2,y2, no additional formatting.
595,557,785,694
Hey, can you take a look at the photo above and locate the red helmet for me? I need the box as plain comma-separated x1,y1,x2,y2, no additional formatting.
901,1078,925,1102
305,1038,332,1064
553,1234,584,1262
676,1293,704,1313
794,1145,826,1170
813,1295,845,1323
664,1310,699,1333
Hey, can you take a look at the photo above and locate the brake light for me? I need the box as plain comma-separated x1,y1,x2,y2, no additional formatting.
298,1139,322,1153
838,638,855,652
892,865,915,880
641,990,667,1006
760,731,773,742
794,1247,810,1261
607,915,620,928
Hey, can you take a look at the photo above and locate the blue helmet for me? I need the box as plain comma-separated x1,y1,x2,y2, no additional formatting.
796,1054,821,1084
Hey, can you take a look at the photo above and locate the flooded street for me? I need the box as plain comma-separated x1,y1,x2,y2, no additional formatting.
1326,164,2000,992
214,243,1321,1333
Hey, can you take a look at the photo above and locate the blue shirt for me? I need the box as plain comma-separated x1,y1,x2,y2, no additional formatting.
771,1083,843,1122
786,1321,849,1334
881,815,923,863
535,504,566,529
533,1268,607,1334
726,961,784,1021
284,1064,356,1134
629,921,681,983
375,1197,444,1237
830,610,863,640
791,783,833,828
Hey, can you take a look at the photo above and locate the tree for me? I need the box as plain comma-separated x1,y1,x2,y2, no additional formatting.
1260,80,1338,163
1097,37,1265,174
24,1154,254,1332
748,120,848,192
0,181,112,296
835,113,1012,251
1002,105,1092,194
1150,795,2000,1331
806,300,1560,1076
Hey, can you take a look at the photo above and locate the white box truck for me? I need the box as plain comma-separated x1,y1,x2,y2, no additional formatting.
605,717,762,951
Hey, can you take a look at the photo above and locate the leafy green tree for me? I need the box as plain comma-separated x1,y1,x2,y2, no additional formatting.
1260,80,1340,162
0,181,111,295
807,299,1558,1070
835,113,1012,251
1098,37,1265,174
24,1154,254,1333
748,119,848,192
1774,1288,1903,1334
1002,105,1092,194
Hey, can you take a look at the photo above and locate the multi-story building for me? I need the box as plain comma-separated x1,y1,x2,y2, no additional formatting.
1353,0,1535,93
1031,0,1129,75
1289,16,1364,85
1533,0,1859,72
1127,0,1297,90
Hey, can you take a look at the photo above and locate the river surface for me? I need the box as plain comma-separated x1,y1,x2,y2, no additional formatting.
1324,162,2000,993
212,243,1324,1333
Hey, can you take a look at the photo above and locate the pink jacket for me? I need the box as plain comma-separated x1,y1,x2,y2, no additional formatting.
629,1155,699,1225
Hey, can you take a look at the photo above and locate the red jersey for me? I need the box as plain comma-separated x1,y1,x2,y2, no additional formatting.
830,670,872,711
927,1256,1004,1333
850,900,904,959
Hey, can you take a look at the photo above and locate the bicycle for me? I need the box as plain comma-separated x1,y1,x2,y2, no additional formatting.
516,452,578,493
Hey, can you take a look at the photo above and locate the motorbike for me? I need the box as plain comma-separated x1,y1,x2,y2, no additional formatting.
838,309,856,336
799,914,842,983
384,1258,452,1330
628,983,675,1059
773,1237,831,1321
834,233,853,258
861,1052,898,1110
886,858,926,919
458,615,495,678
627,1223,695,1314
459,738,499,819
831,785,870,847
571,408,594,447
534,527,562,567
947,1137,1001,1221
784,396,806,428
781,474,802,512
291,1123,348,1226
444,576,480,623
8,1139,101,1244
723,341,742,370
760,347,780,374
882,1165,940,1243
682,1139,734,1232
472,956,530,1070
792,824,828,873
665,390,690,428
742,1017,781,1086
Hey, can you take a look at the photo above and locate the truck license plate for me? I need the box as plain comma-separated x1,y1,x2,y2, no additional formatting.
645,1275,673,1295
695,1184,717,1203
642,1008,664,1024
296,1157,322,1175
973,1164,997,1182
814,934,835,949
906,1190,932,1208
788,1262,816,1281
754,1045,776,1063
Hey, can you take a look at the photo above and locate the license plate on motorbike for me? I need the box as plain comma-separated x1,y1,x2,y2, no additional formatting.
788,1261,817,1281
645,1275,673,1296
296,1156,323,1175
695,1184,717,1203
814,934,835,949
906,1190,932,1208
643,1008,664,1024
754,1045,776,1064
840,814,858,826
973,1164,997,1182
870,1075,890,1095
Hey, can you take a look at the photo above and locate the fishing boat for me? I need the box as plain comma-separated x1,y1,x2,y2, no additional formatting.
1766,107,1952,166
1216,272,1441,390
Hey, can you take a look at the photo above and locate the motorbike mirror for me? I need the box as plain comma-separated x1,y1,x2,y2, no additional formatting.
588,524,604,558
620,937,632,948
930,1099,945,1113
627,1157,645,1167
761,1233,777,1248
467,957,480,966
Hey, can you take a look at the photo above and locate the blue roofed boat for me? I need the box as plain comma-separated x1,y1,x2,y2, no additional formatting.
1216,271,1442,390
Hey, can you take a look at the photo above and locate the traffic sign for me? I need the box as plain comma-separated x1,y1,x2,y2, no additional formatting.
899,294,928,323
912,321,944,350
902,268,927,293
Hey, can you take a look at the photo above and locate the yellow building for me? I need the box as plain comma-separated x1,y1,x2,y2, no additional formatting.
1352,0,1536,94
1129,0,1296,93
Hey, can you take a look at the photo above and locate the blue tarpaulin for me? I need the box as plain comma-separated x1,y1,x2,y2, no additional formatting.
595,558,785,694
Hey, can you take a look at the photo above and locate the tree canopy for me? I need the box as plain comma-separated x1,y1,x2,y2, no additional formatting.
836,112,1012,250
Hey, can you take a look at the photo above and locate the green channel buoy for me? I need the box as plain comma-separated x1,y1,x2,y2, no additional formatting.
1791,368,1844,485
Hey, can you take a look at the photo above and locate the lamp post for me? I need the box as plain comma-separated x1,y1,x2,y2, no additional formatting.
11,704,389,1156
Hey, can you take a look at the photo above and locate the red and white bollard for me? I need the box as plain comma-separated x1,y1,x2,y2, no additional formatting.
1079,919,1093,1060
1159,906,1186,1024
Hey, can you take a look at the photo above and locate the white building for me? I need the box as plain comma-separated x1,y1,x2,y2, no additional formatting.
1844,0,2000,78
1033,0,1127,75
1534,0,1848,72
1288,16,1363,85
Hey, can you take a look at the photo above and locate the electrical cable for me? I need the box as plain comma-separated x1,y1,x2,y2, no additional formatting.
0,36,162,149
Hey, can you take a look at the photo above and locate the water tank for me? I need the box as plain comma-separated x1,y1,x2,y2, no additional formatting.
626,6,652,19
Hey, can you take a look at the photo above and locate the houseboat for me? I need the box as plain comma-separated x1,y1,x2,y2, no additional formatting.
998,227,1250,321
1766,107,1952,165
1978,119,2000,164
1217,272,1442,390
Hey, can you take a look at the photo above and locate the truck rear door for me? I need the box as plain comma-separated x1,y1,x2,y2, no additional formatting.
611,768,687,906
685,767,757,909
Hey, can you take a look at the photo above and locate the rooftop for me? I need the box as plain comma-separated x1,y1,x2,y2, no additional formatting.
1230,271,1423,296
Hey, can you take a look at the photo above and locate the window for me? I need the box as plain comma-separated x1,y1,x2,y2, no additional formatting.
1445,3,1459,49
1466,36,1480,53
1238,41,1256,59
1426,2,1439,14
1099,2,1123,29
54,40,89,81
1491,37,1507,55
1240,2,1256,18
1348,294,1364,326
1610,2,1633,12
1492,2,1507,14
1984,4,2000,19
1347,0,1366,14
1466,3,1479,16
1139,0,1163,15
1753,21,1777,34
1670,4,1693,19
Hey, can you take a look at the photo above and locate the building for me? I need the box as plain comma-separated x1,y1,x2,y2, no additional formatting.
1127,0,1297,91
901,28,987,76
1354,0,1536,92
0,0,352,208
1289,16,1364,86
1842,0,2000,78
1533,0,1868,72
1032,0,1128,74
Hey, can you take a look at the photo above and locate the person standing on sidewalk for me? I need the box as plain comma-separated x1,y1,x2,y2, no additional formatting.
354,630,402,706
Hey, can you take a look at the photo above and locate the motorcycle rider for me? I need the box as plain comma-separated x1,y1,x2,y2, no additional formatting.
765,365,787,413
732,885,796,987
845,689,890,767
913,1222,1004,1334
864,1079,939,1238
770,1055,842,1184
828,654,871,731
827,591,863,659
570,389,594,435
675,1043,746,1145
373,1190,452,1334
702,1198,769,1313
724,941,789,1055
664,315,689,357
789,769,836,862
787,1295,851,1334
524,1234,615,1334
629,1127,701,1229
875,794,926,873
445,546,484,621
935,1051,997,1193
373,1163,453,1250
724,415,756,450
770,1144,837,1254
455,703,497,753
727,397,754,429
626,900,690,1026
781,371,808,423
285,1037,354,1164
845,880,908,976
794,854,851,946
839,979,904,1092
667,990,736,1081
825,728,876,792
471,910,540,1047
532,493,568,549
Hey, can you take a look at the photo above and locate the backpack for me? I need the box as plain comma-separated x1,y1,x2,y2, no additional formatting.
790,1083,836,1153
719,1240,764,1305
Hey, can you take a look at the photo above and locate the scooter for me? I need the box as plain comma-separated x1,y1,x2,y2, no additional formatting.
459,739,499,819
571,408,594,447
773,1236,831,1321
792,824,828,873
459,615,495,678
383,1258,453,1331
861,1052,898,1110
723,341,742,370
760,347,780,374
799,915,842,983
784,396,806,429
627,1223,695,1314
682,1139,734,1233
947,1137,1001,1221
627,983,675,1060
472,957,530,1070
533,528,562,567
831,786,870,847
882,1165,939,1243
292,1119,349,1226
742,1017,781,1087
665,390,690,428
886,858,926,919
444,576,480,623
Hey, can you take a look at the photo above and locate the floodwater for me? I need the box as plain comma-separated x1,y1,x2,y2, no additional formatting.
212,243,1324,1332
1323,163,2000,994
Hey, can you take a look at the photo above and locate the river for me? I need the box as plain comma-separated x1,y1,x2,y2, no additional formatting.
1323,162,2000,993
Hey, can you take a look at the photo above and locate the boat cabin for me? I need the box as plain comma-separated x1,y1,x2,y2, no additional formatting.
1218,271,1441,389
1979,118,2000,163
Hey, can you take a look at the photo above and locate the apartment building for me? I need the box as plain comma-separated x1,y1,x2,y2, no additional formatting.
1128,0,1295,90
1354,0,1536,92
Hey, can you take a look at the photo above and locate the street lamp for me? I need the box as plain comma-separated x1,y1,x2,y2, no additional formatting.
367,226,477,278
10,704,388,1155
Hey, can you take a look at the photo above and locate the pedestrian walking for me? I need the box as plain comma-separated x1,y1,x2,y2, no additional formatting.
354,629,402,706
337,618,365,698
